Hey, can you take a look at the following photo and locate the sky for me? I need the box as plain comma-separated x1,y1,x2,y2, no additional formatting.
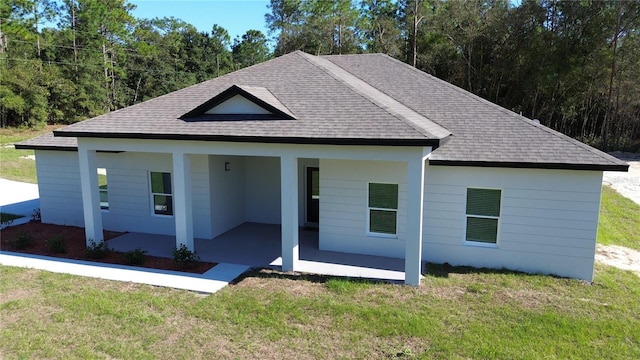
128,0,272,42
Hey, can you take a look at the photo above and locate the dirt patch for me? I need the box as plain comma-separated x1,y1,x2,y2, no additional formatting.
595,244,640,276
0,222,216,274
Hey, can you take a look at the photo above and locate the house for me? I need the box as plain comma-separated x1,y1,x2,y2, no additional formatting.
17,51,628,285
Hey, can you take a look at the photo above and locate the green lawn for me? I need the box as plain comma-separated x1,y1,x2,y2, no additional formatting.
1,127,639,359
598,186,640,250
0,264,638,359
1,186,639,359
0,126,57,184
0,213,23,223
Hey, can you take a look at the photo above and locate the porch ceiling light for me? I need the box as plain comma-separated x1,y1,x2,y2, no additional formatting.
225,162,231,171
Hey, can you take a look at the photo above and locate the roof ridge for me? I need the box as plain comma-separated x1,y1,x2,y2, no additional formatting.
299,52,450,140
324,53,453,137
236,85,297,118
373,53,625,166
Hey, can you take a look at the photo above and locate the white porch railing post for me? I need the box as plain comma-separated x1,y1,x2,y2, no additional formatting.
281,154,299,272
78,146,104,245
405,154,426,285
173,152,194,251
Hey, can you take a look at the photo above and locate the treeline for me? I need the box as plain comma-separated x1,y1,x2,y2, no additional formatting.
2,0,639,151
1,0,270,127
267,0,640,151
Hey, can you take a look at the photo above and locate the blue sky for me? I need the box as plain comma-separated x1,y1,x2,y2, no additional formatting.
128,0,272,42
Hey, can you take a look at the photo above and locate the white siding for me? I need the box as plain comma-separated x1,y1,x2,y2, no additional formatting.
319,159,408,258
209,155,245,238
34,151,84,226
205,94,271,114
35,151,214,238
422,164,603,280
244,156,281,224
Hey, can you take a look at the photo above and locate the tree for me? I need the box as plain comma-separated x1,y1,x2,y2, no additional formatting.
232,30,270,69
266,0,305,55
359,0,401,56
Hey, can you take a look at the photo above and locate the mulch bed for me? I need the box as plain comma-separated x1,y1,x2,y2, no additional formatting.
0,222,216,274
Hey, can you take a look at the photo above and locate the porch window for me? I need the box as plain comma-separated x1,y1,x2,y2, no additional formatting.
368,183,398,236
98,168,108,210
150,172,173,216
465,188,501,244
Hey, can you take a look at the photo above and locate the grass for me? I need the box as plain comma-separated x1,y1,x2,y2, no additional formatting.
0,265,638,359
1,213,24,224
0,127,638,358
1,185,639,358
0,126,58,183
598,185,640,250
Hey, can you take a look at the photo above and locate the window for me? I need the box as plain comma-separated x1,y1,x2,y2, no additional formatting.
465,188,501,244
150,172,173,216
98,168,108,210
368,183,398,235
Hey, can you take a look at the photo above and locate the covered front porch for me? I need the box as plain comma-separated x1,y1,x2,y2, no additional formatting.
77,137,429,285
107,222,409,281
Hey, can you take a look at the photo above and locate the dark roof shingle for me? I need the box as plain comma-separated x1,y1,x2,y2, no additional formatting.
324,53,627,171
17,51,627,171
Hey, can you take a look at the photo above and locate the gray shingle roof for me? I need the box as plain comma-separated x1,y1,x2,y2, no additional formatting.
15,132,77,151
48,51,445,145
17,51,627,171
324,53,627,171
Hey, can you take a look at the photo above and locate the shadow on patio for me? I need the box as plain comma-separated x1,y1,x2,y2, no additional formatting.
107,222,408,281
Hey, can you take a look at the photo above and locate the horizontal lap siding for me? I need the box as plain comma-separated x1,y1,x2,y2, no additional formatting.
319,159,407,258
244,157,280,224
99,153,212,238
209,155,245,238
35,151,212,238
35,151,84,226
191,155,212,238
99,152,173,235
423,165,602,280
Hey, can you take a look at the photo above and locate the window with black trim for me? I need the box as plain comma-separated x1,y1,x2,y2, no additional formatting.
150,172,173,216
465,188,501,244
368,183,398,235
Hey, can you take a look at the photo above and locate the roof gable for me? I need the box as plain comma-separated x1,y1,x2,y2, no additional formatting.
181,84,296,121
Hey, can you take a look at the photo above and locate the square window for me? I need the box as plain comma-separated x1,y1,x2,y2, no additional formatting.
368,183,398,235
465,188,501,244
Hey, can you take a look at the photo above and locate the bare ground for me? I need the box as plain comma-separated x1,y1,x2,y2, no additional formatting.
596,244,640,277
597,152,640,276
603,151,640,205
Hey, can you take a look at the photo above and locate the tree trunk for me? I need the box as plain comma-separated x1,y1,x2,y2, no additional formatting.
34,1,41,57
602,1,622,151
412,0,423,67
71,2,78,74
101,25,110,112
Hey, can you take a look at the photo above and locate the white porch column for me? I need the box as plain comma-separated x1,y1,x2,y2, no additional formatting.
405,154,426,286
173,152,194,251
78,147,103,245
280,154,299,272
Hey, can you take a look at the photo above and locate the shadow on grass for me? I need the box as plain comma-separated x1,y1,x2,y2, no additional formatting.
230,267,389,286
424,262,570,280
232,262,555,286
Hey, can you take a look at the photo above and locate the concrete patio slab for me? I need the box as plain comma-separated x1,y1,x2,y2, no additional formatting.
0,251,249,294
108,222,411,282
